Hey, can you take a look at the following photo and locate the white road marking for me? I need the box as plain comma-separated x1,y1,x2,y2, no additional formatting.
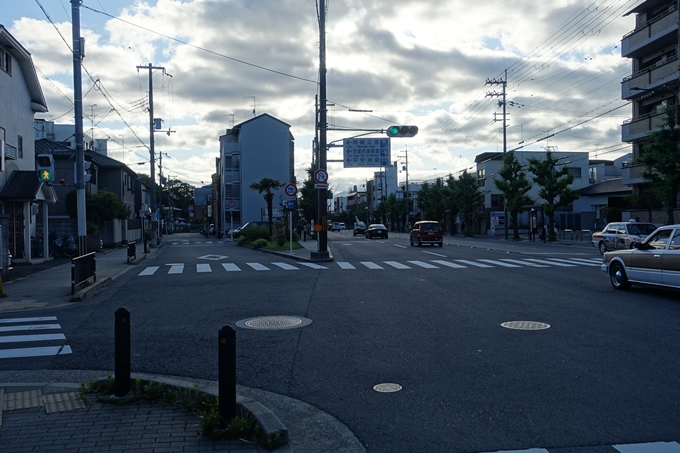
478,259,521,267
272,262,299,270
247,263,270,271
0,334,66,343
0,324,61,333
500,259,547,267
196,264,212,273
0,345,72,359
299,263,329,269
0,317,57,324
384,261,410,269
393,244,407,249
422,251,446,257
222,263,241,272
138,266,160,276
336,262,356,269
361,262,384,269
564,257,605,265
525,258,576,267
614,442,680,453
168,265,184,274
454,260,493,268
431,260,466,269
408,261,439,269
546,258,601,267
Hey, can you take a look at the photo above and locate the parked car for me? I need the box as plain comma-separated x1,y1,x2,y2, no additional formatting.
602,224,680,291
339,223,346,230
365,224,388,239
591,221,658,254
331,222,341,232
410,221,443,247
353,223,367,236
232,221,268,238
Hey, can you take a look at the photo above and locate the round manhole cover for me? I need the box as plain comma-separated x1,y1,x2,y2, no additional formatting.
373,383,402,393
501,321,550,330
235,316,312,330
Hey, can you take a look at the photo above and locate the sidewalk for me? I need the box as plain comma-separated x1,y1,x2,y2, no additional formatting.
0,240,365,453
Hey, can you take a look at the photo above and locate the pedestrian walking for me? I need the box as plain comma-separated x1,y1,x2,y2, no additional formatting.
303,225,308,242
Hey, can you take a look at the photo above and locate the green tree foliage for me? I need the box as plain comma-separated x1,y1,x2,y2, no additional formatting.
527,150,579,241
298,167,317,225
413,172,479,235
416,179,449,223
66,190,130,223
638,106,680,224
494,152,534,240
453,170,483,235
249,177,284,234
162,179,195,213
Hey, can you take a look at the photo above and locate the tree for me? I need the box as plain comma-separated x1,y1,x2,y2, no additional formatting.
527,150,579,241
298,167,317,226
249,177,284,235
638,106,680,224
494,152,534,240
453,170,483,235
66,189,130,233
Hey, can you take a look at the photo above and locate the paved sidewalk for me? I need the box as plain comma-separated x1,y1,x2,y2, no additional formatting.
0,238,365,453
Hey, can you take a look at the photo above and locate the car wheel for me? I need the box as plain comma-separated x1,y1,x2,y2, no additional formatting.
598,241,607,255
417,238,422,247
609,262,631,290
438,242,443,247
409,238,414,246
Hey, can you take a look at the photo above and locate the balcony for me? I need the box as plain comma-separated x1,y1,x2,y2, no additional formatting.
223,168,240,182
621,111,667,142
621,6,678,58
622,163,646,186
621,56,679,99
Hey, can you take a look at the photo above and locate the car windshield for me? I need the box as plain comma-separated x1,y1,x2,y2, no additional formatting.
370,224,386,229
419,223,439,231
627,223,657,235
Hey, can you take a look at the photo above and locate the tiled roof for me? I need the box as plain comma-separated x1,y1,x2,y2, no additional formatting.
578,178,631,195
35,139,137,174
0,171,56,202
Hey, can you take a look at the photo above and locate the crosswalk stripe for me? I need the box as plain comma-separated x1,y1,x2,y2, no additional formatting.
546,258,601,267
384,261,410,269
196,264,212,273
455,259,493,268
0,345,72,359
0,317,57,324
138,266,160,276
272,262,299,270
247,263,270,271
614,441,680,453
525,258,576,267
500,259,547,267
336,262,356,269
0,324,61,333
431,260,466,268
222,263,241,272
361,261,384,269
0,334,66,343
168,265,184,274
566,257,604,265
408,261,439,269
299,263,329,269
478,259,520,267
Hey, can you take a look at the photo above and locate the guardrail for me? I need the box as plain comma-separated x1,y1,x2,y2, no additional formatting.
71,252,96,295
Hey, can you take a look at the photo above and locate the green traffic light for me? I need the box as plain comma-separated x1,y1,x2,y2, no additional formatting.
387,126,400,136
39,169,53,181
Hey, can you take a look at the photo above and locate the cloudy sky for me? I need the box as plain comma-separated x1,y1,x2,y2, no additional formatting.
5,0,640,194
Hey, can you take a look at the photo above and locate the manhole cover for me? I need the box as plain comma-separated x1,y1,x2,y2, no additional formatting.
501,321,551,330
373,383,402,393
235,316,312,330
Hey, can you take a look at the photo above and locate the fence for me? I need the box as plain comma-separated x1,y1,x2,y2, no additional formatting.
71,252,96,295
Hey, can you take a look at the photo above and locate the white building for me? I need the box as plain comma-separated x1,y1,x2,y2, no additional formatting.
217,114,294,233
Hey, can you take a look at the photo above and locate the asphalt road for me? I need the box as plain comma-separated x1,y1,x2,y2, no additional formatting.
4,232,680,452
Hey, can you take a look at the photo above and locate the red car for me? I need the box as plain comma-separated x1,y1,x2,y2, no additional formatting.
410,221,443,247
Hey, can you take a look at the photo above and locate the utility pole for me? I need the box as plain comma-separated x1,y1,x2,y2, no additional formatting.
244,96,256,117
400,146,409,229
315,0,329,259
486,69,508,240
137,63,168,247
71,0,87,255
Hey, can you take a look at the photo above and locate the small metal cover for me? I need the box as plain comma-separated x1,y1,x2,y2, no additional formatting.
373,383,402,393
236,316,312,330
501,321,551,330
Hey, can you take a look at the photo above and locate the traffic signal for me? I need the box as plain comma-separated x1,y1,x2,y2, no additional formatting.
386,125,418,138
36,154,54,182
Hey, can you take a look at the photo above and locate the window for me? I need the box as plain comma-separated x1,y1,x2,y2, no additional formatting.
648,230,672,250
566,167,581,178
477,169,485,187
491,194,504,208
0,48,11,75
17,135,23,159
589,167,597,184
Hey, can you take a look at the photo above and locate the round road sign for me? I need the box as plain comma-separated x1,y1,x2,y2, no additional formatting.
228,200,236,209
314,169,328,184
284,183,297,197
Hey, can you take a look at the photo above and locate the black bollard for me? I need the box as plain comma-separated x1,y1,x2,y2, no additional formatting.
218,326,236,422
114,307,131,397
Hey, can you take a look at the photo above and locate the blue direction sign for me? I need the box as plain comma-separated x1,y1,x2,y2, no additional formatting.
343,138,391,168
285,199,295,209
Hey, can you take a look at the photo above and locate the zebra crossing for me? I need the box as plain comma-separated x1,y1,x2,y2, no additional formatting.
136,256,603,276
0,316,72,359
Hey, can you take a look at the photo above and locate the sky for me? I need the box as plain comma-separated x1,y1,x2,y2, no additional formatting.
4,0,640,195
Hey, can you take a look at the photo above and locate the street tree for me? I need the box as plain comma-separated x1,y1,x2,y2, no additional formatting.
298,167,317,227
416,179,450,224
249,177,284,235
494,152,534,240
638,106,680,224
527,150,579,241
452,170,482,235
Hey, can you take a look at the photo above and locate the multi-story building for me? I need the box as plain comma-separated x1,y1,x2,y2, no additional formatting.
620,0,680,218
216,114,294,234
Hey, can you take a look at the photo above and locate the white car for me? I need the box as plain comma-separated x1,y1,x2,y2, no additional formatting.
339,223,346,230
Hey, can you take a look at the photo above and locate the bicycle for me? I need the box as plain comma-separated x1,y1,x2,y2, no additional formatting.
22,235,44,259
